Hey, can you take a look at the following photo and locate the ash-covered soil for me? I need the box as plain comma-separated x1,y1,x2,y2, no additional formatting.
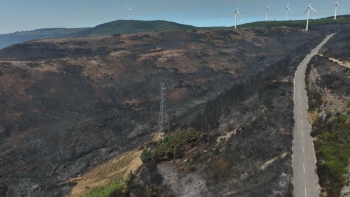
0,27,319,196
321,30,350,62
129,79,296,197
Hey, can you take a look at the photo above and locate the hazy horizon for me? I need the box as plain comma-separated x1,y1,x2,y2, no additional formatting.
0,0,348,34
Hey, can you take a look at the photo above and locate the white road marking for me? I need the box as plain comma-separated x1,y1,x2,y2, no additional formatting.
302,145,304,153
303,163,305,173
305,187,307,197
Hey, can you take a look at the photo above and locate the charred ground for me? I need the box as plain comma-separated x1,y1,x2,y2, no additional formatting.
0,27,322,196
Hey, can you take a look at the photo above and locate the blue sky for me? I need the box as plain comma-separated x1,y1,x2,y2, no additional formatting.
0,0,348,34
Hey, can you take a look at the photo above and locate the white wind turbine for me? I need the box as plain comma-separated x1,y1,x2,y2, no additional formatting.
209,20,211,26
282,1,293,20
333,0,343,20
233,2,241,29
127,5,132,20
221,19,224,26
304,0,317,31
264,4,270,21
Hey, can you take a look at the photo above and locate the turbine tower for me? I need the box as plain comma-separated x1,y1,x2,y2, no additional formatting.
264,4,270,21
333,0,343,20
282,0,293,20
233,2,241,29
158,83,168,135
127,5,132,20
305,0,317,31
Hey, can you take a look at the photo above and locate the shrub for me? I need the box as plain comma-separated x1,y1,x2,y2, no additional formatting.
141,150,153,163
155,128,198,161
347,102,350,108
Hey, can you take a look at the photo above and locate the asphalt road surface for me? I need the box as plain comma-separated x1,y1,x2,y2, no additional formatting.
292,33,335,197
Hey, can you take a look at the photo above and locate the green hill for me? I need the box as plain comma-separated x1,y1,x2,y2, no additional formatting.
72,20,194,36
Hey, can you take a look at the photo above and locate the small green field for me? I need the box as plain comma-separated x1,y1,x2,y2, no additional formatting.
84,181,124,197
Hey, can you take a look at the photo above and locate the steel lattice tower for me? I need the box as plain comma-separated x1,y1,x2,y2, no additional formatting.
158,82,168,135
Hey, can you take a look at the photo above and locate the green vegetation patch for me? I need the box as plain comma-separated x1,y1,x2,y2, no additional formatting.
141,128,199,163
317,116,350,196
84,181,124,197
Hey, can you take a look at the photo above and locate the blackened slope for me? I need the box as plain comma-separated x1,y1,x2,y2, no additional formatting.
0,28,318,197
321,30,350,61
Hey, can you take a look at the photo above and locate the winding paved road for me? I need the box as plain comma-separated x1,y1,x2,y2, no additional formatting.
292,34,335,197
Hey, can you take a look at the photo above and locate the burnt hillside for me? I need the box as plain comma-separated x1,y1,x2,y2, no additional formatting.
0,27,320,196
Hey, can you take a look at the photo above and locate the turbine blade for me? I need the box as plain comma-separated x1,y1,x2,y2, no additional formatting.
310,7,317,12
287,0,289,7
289,8,293,12
304,9,309,14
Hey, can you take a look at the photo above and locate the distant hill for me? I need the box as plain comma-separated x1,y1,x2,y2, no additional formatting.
0,15,349,50
0,21,194,49
0,28,89,49
238,15,350,29
72,20,195,36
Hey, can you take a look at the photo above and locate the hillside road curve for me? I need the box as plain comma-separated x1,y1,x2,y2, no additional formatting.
292,33,335,197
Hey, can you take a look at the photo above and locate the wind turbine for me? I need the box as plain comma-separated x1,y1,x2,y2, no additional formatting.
282,0,293,20
264,4,270,21
233,2,241,29
209,20,211,26
200,21,202,27
127,5,132,20
333,0,343,20
221,19,224,26
304,0,317,31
